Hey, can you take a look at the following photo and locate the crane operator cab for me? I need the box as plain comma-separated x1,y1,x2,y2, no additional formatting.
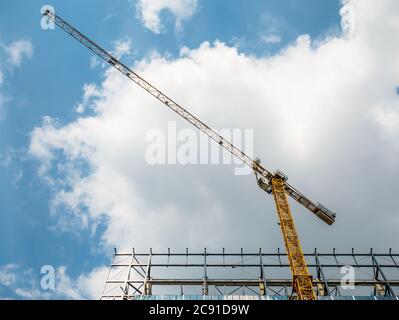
259,169,289,193
257,176,273,194
253,158,272,194
257,169,289,195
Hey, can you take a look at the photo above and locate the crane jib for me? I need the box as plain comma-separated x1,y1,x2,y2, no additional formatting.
42,10,335,226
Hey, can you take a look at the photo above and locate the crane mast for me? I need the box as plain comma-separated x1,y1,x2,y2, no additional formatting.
43,10,336,300
271,177,316,299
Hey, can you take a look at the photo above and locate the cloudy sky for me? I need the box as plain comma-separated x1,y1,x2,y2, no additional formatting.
0,0,398,299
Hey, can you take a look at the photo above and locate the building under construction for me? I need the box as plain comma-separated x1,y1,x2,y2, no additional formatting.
42,10,399,301
99,248,399,300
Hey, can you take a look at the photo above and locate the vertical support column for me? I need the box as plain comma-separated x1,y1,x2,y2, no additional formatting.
314,248,329,296
202,248,208,296
371,250,395,297
101,248,117,300
259,248,267,296
143,248,153,296
389,248,398,267
123,248,136,300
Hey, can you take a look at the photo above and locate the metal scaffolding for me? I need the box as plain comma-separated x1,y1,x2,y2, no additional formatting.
100,248,399,300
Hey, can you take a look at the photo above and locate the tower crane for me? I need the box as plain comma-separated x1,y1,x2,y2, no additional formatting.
43,10,336,300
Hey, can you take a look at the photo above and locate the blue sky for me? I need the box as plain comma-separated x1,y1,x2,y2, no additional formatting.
3,0,398,299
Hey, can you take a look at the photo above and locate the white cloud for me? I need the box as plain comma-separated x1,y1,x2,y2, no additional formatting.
75,83,101,114
113,39,132,59
90,56,100,69
260,10,286,41
0,264,108,300
340,0,356,36
261,34,282,44
0,93,7,120
12,168,23,185
75,266,109,299
29,0,399,263
372,102,399,146
0,57,4,119
0,39,33,119
48,266,108,299
0,264,18,287
0,264,46,299
136,0,198,33
6,40,33,67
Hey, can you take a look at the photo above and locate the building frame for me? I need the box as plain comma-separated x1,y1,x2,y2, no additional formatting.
100,248,399,300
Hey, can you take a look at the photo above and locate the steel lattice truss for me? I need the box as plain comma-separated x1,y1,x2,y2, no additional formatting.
100,248,399,300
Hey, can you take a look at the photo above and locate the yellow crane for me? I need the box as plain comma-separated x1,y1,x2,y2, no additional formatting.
43,10,336,300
